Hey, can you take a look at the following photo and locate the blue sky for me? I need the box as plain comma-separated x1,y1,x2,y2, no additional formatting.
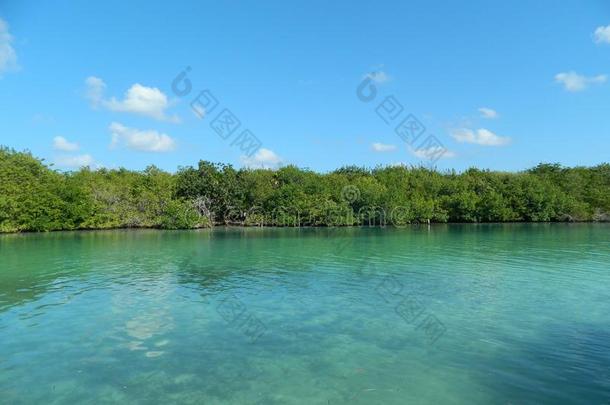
1,0,609,172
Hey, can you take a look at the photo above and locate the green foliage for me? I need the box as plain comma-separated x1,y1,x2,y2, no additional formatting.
0,148,68,232
0,147,608,233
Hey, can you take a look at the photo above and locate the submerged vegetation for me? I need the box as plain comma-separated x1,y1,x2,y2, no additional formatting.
0,147,609,233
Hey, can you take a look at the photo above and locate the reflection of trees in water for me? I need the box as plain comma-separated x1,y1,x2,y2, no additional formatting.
0,230,153,313
171,252,248,303
0,264,96,314
0,273,57,313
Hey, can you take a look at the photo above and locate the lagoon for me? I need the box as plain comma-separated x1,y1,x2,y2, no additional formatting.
1,224,609,404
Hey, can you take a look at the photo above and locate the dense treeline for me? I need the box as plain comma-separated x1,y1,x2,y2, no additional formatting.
0,147,608,232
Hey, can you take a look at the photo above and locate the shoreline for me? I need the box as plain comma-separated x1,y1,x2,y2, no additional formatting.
1,221,608,235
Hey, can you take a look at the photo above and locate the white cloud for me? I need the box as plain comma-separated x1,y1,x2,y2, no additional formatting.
85,76,106,107
55,154,94,168
0,18,18,76
53,136,79,152
409,146,456,160
594,25,610,44
240,148,282,169
109,122,176,152
450,128,511,146
86,77,179,122
555,71,607,92
106,84,178,122
371,142,397,152
478,107,499,119
365,71,391,83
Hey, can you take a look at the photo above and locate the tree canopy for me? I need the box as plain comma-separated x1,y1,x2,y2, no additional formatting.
0,147,608,233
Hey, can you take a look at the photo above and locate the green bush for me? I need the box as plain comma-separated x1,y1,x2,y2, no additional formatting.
0,146,608,233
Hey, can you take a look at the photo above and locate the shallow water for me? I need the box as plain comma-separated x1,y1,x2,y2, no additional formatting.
0,224,609,404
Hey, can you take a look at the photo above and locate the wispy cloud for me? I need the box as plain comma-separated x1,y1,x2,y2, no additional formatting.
53,136,79,152
409,146,456,160
555,71,607,92
32,113,55,125
0,18,18,76
85,76,106,107
478,107,499,119
86,77,179,122
371,142,397,152
54,154,95,168
240,148,282,169
594,25,610,44
450,128,511,146
109,122,176,152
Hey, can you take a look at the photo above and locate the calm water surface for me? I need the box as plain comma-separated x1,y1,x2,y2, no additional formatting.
1,224,609,404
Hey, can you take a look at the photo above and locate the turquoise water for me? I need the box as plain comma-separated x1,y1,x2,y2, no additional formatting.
1,224,609,404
